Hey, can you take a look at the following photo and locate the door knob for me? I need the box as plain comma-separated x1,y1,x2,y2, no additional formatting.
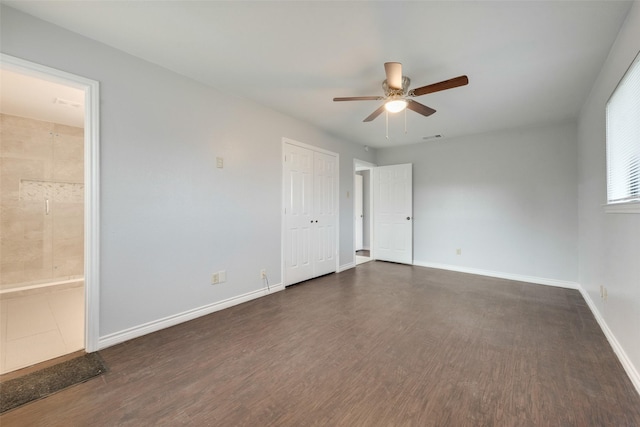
406,217,411,220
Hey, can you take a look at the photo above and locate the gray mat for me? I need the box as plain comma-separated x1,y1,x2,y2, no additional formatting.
0,352,107,413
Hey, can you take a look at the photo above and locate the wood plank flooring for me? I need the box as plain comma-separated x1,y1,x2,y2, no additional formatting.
2,261,639,426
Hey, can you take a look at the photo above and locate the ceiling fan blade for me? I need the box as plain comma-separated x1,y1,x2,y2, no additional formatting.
363,105,386,122
333,96,384,102
407,100,436,117
411,75,469,97
384,62,403,90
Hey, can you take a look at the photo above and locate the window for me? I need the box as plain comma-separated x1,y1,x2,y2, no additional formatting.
606,51,640,213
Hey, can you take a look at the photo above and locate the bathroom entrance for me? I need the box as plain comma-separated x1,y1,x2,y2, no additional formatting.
0,55,100,374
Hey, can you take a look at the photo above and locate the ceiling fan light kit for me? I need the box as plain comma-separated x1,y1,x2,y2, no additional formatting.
333,62,469,129
385,98,408,113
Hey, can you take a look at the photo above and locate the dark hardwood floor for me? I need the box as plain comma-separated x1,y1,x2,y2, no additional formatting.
2,262,639,426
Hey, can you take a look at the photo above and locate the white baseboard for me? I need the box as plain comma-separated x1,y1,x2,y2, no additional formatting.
412,260,580,289
578,286,640,396
338,262,356,272
97,283,284,350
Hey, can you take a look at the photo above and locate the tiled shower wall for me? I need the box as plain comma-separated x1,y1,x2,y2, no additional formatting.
0,113,84,288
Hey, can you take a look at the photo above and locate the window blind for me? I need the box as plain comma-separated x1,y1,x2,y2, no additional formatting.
606,52,640,204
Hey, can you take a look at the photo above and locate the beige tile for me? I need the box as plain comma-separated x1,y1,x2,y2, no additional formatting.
53,132,84,183
2,329,68,373
53,255,84,278
1,113,52,131
1,238,47,265
53,123,84,138
48,287,84,351
0,302,6,372
5,294,57,340
0,298,8,343
0,283,85,374
0,205,24,239
0,267,24,286
1,157,50,182
0,171,20,202
52,237,83,262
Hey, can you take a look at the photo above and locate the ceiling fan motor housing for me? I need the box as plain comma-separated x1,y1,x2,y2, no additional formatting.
383,76,411,97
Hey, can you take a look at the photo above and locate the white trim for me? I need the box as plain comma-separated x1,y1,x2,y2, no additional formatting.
0,54,101,352
603,201,640,214
353,159,376,265
338,262,356,272
98,283,285,350
578,286,640,396
282,137,338,157
412,260,580,289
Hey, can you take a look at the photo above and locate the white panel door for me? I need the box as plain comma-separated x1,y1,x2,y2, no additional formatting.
373,164,413,264
284,143,314,284
313,151,338,277
355,174,364,251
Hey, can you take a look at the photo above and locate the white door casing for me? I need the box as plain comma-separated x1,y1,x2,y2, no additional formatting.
373,163,413,264
355,174,364,251
283,140,338,285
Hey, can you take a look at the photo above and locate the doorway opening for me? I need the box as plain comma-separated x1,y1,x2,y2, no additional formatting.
354,159,375,266
0,54,99,374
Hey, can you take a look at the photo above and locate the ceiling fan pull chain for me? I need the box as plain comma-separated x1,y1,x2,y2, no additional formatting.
386,110,389,139
404,108,407,134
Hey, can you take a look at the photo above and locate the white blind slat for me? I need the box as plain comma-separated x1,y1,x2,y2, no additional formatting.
606,51,640,204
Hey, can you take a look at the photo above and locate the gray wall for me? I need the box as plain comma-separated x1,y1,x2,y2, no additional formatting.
577,0,640,383
1,6,375,338
376,122,579,282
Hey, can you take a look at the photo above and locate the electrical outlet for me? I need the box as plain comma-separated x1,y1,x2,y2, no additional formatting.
211,273,220,285
456,248,462,255
261,269,267,279
603,287,608,301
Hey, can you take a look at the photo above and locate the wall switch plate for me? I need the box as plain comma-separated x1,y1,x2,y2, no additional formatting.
211,273,220,285
456,248,462,255
260,269,267,279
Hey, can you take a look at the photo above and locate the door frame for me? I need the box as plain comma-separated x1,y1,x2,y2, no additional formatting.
281,137,339,286
1,54,101,352
354,159,376,264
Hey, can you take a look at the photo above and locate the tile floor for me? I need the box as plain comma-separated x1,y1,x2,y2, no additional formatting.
355,250,372,265
0,284,84,374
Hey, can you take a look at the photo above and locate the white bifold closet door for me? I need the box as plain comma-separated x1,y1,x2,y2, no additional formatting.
283,141,338,286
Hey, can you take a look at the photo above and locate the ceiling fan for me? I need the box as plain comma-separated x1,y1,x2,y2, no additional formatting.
333,62,469,122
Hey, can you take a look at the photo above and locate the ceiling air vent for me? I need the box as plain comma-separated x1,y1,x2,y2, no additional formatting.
54,97,82,109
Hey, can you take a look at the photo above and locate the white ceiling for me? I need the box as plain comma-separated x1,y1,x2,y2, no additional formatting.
0,69,85,128
4,1,633,147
